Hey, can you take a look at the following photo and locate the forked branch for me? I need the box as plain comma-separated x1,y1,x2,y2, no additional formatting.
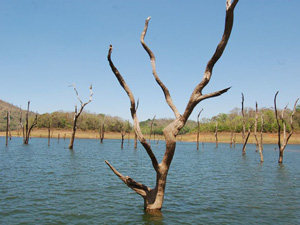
141,17,180,119
70,83,93,116
183,0,238,120
274,91,299,163
105,160,149,197
107,45,159,172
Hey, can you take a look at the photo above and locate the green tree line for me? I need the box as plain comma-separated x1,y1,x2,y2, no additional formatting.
1,101,299,134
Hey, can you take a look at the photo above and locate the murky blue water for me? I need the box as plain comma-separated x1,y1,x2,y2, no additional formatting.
0,137,300,224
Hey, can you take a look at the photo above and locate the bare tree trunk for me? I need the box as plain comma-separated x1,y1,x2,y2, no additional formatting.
8,111,11,140
100,123,105,143
106,0,239,211
68,84,93,150
121,129,125,149
254,102,264,162
20,101,38,145
241,93,251,155
241,93,246,155
69,112,77,150
134,132,138,149
6,111,9,146
274,91,298,163
58,133,60,143
197,109,203,150
215,121,218,148
260,116,264,151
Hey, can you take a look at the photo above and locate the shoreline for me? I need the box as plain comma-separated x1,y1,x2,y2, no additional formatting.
1,129,300,145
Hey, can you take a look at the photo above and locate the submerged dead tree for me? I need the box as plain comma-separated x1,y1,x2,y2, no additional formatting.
68,84,93,150
241,93,251,155
254,102,264,162
6,111,10,146
274,91,299,163
196,109,203,150
215,121,218,148
105,0,239,211
100,117,105,144
20,101,38,144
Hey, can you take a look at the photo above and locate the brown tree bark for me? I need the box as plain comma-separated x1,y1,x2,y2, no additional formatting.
215,121,218,148
274,91,299,163
196,109,203,150
20,101,38,145
254,102,264,162
68,84,93,150
121,128,125,149
241,93,251,155
100,122,105,143
6,111,9,146
106,0,239,211
134,132,138,149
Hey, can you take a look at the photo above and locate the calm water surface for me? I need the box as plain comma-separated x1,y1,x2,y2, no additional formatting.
0,137,300,224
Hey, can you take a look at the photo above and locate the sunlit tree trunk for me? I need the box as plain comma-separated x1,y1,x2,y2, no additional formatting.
241,93,251,155
106,0,239,211
6,111,9,146
274,91,298,163
254,102,264,162
20,101,38,145
68,84,93,150
215,121,218,148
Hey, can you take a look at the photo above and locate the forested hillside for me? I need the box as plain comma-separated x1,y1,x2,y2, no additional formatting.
1,99,299,133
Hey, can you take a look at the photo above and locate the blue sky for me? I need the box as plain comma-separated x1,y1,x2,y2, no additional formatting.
0,0,299,121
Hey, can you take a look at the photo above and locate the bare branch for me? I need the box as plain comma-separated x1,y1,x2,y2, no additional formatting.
274,91,281,150
107,45,159,171
183,1,238,120
141,17,181,119
105,160,149,197
285,98,299,144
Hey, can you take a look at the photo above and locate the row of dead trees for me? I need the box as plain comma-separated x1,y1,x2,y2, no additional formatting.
196,92,298,163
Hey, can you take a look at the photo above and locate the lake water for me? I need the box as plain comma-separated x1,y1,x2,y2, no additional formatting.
1,137,300,224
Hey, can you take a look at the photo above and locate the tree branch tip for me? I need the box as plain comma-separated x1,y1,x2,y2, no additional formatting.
146,16,151,21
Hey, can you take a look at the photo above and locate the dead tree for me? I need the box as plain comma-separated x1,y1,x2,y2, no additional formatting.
6,111,10,146
274,91,299,163
100,117,105,144
121,127,126,149
241,93,251,155
20,101,38,144
134,132,138,149
106,0,239,211
215,121,218,148
196,109,203,150
68,84,93,150
254,102,264,162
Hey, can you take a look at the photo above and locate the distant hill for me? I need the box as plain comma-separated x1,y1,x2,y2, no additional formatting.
0,100,34,131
